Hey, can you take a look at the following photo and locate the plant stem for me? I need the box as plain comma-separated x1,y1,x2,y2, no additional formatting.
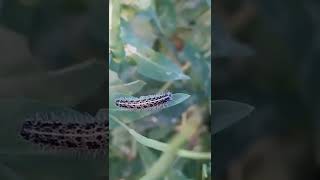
140,106,202,180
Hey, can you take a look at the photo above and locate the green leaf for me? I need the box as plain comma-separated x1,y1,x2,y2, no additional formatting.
109,70,146,94
109,93,190,129
110,80,146,96
123,44,190,81
212,100,254,134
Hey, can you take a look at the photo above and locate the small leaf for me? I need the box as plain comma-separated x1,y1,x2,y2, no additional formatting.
109,80,146,96
212,100,254,134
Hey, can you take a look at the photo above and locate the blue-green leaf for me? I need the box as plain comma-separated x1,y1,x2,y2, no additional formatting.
212,100,254,134
109,93,190,129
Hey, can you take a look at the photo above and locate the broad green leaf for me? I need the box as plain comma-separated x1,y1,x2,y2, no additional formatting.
109,93,190,128
212,100,254,134
123,44,190,81
109,69,146,93
110,80,146,96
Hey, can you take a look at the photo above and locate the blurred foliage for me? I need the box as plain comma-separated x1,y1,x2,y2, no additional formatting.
213,0,319,179
109,0,213,179
0,0,107,179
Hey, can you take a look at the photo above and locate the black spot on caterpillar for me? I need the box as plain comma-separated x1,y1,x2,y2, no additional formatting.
114,92,173,111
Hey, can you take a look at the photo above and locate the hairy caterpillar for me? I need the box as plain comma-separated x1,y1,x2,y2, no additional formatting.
114,92,173,111
19,110,108,155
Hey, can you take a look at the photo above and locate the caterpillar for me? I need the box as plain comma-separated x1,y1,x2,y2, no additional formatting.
19,110,108,155
114,92,173,111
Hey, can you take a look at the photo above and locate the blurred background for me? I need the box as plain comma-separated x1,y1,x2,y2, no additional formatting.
213,0,320,179
0,0,107,179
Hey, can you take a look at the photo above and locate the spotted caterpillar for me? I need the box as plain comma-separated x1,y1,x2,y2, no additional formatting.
114,92,173,111
20,110,108,155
